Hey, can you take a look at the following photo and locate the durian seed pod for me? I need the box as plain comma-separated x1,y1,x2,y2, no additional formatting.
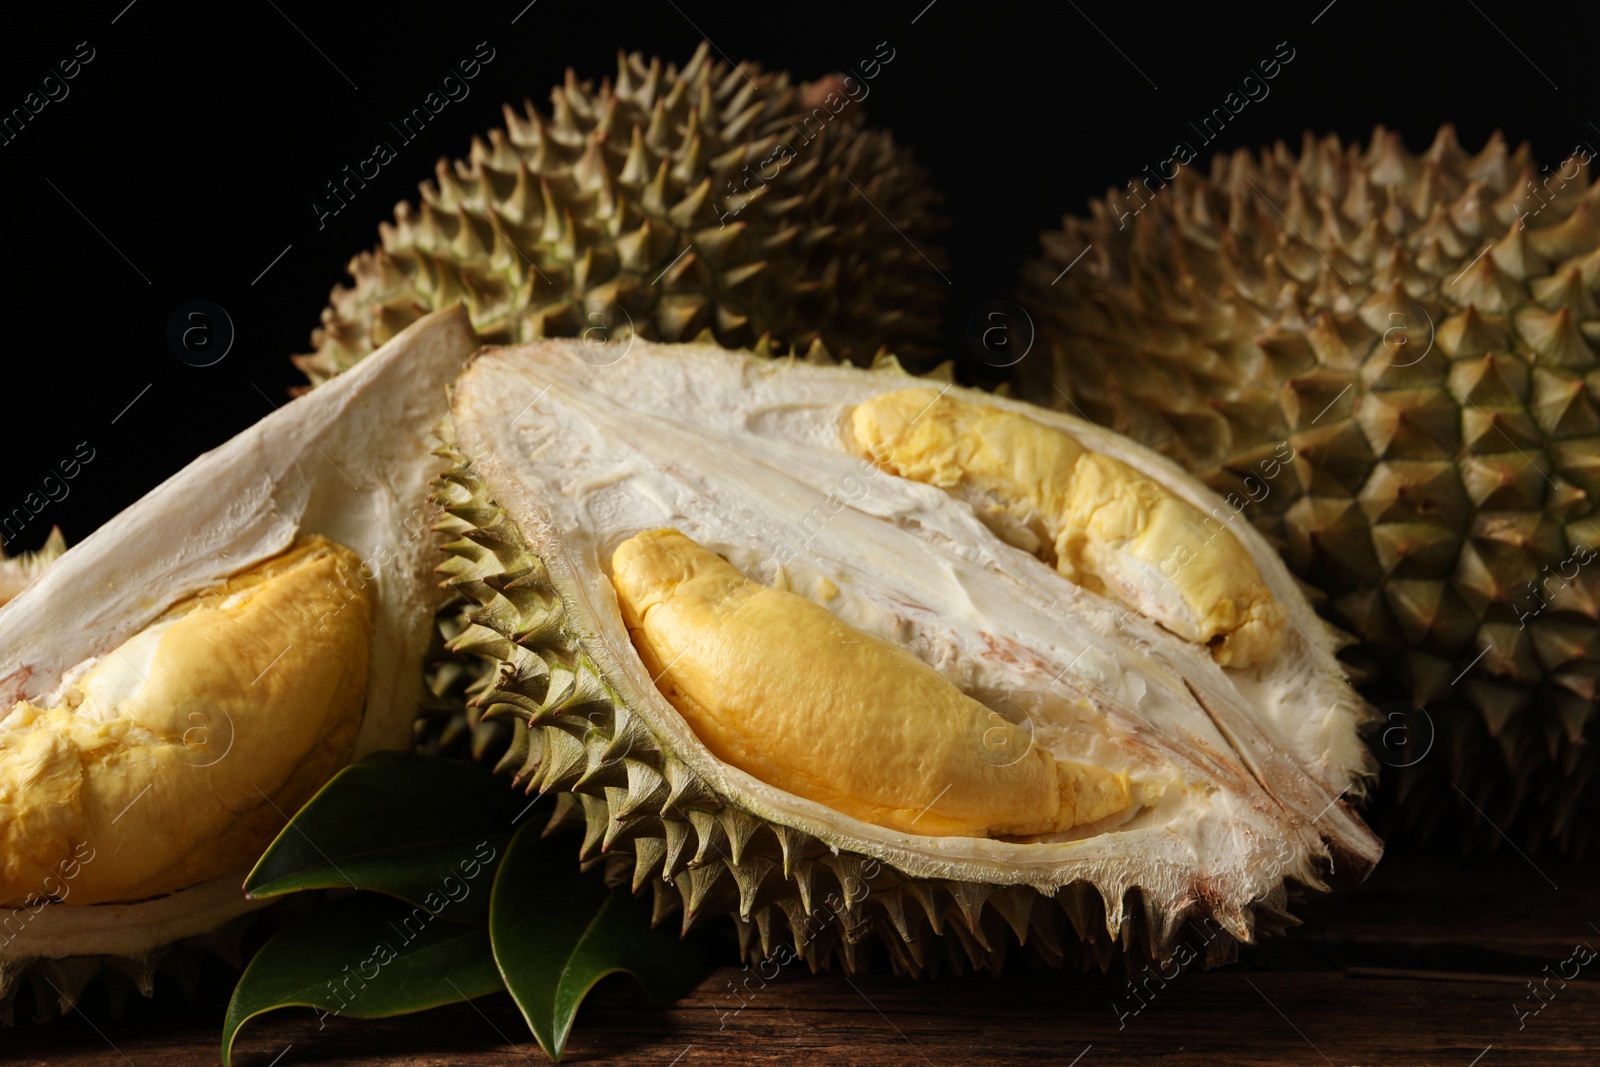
297,43,946,389
1020,124,1600,854
432,337,1379,977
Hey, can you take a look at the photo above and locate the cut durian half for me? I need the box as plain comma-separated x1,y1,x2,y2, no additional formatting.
439,338,1380,975
0,307,480,1020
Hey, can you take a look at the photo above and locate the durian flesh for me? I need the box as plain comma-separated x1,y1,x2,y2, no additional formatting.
0,536,371,908
442,337,1380,972
612,528,1130,837
850,389,1283,668
0,307,479,1018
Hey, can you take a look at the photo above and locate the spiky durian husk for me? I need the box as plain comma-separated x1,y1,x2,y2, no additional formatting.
430,448,1314,978
412,591,505,762
0,915,253,1025
1021,125,1600,854
297,44,945,388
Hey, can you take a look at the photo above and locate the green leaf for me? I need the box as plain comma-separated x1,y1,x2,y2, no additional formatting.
490,820,705,1061
221,892,504,1066
245,751,530,921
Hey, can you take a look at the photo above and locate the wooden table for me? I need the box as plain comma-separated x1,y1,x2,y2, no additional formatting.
11,849,1598,1065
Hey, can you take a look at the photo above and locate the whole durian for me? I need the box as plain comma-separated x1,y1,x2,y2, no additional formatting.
1020,125,1600,853
0,308,479,1021
434,337,1380,975
298,43,945,387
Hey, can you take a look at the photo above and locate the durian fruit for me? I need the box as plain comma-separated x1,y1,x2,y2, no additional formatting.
435,337,1379,976
1020,126,1600,853
0,307,480,1021
298,44,945,387
0,529,66,606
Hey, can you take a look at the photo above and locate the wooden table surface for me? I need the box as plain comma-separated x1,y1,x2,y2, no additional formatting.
9,849,1597,1066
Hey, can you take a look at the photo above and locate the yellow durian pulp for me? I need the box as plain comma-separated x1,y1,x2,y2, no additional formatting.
610,528,1130,838
0,536,372,907
850,389,1283,669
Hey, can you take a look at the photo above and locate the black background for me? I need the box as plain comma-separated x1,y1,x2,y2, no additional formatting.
2,0,1597,552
